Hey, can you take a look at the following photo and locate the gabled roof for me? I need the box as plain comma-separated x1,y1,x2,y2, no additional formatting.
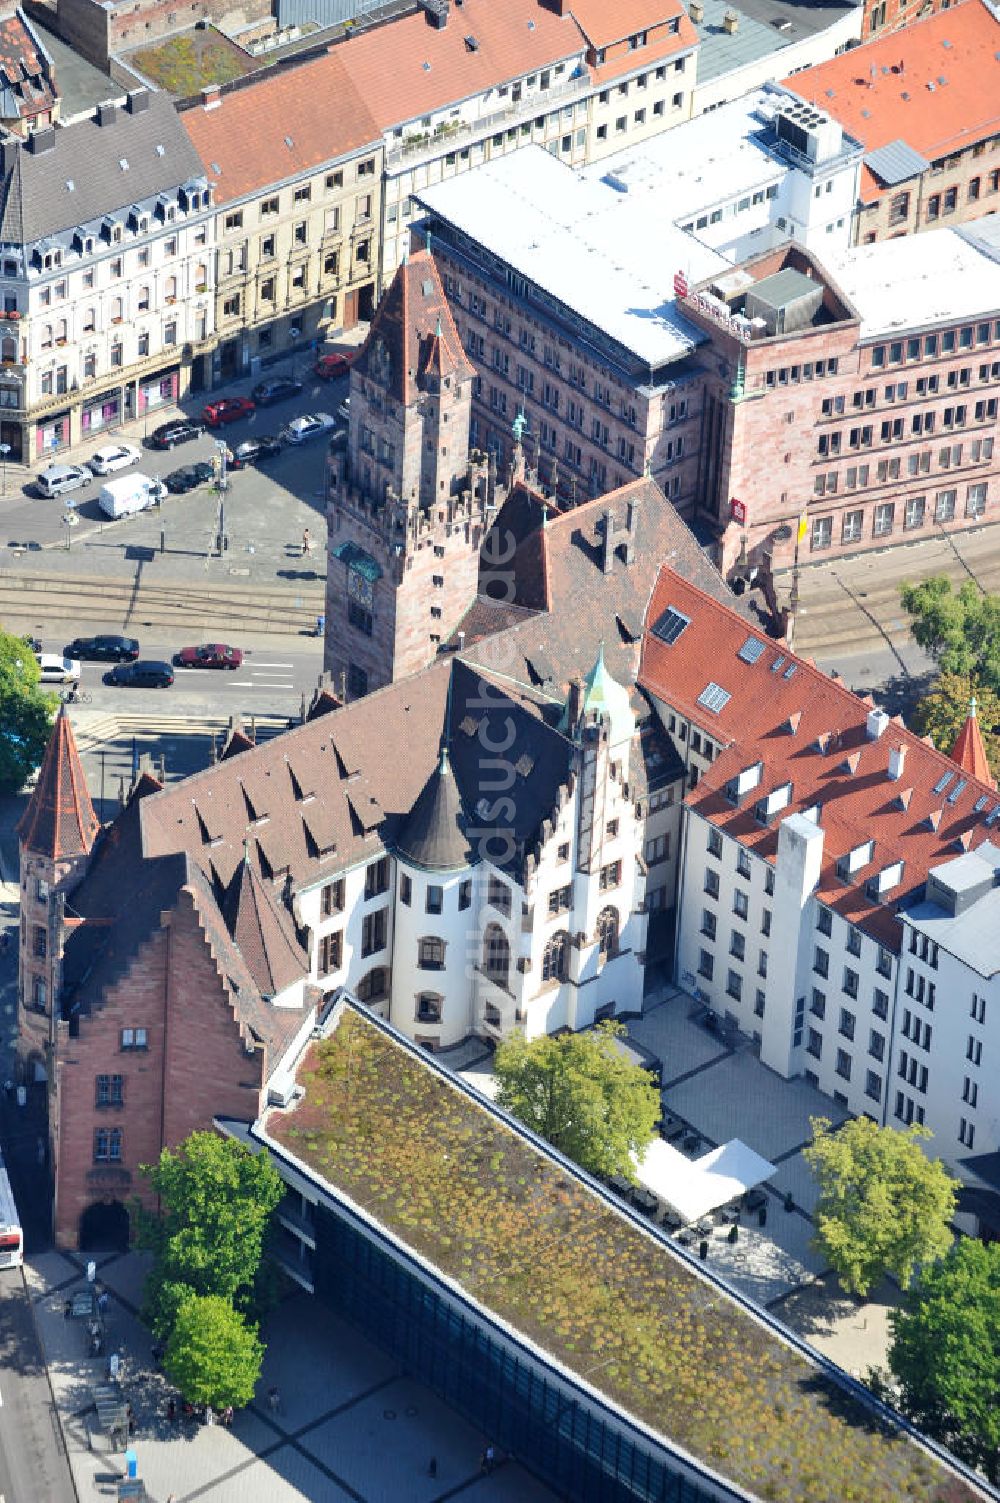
394,746,474,872
180,51,381,207
569,0,688,48
17,707,99,861
352,247,475,407
219,848,307,998
782,0,1000,204
639,569,1000,950
334,0,586,133
950,697,995,790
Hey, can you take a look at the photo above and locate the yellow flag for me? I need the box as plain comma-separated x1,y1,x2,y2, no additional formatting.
797,511,808,542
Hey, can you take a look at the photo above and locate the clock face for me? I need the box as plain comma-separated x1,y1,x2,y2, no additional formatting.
348,566,373,608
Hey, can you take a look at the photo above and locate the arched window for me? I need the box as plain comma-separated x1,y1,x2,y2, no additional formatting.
542,930,570,984
0,335,15,363
483,923,510,988
356,967,388,1004
417,936,445,970
597,906,619,962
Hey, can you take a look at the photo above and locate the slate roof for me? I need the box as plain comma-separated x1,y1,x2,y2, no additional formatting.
18,707,99,861
180,51,381,206
782,0,1000,204
639,568,1000,951
394,746,474,872
352,247,475,408
0,90,206,245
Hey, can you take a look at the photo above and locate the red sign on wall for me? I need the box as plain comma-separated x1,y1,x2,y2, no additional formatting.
673,269,689,299
730,497,747,526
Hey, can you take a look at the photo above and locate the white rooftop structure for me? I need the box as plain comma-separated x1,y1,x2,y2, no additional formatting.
632,1136,776,1224
418,147,731,370
824,229,1000,341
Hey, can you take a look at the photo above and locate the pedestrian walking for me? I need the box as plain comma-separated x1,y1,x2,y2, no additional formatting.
167,1397,177,1425
97,1288,109,1316
301,528,313,557
222,1405,234,1428
485,1444,496,1474
126,1403,136,1438
315,613,325,638
267,1385,281,1414
0,930,10,953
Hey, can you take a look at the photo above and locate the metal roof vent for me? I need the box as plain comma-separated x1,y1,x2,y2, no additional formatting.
464,33,478,50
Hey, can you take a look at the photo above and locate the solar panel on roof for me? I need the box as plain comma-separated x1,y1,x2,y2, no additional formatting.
770,655,786,673
783,663,798,680
947,778,968,805
933,770,955,795
651,607,690,646
737,636,766,666
696,682,731,715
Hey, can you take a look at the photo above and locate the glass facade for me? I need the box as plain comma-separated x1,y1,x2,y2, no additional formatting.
313,1202,726,1503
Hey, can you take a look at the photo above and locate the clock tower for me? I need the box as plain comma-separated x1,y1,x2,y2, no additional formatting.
325,248,494,697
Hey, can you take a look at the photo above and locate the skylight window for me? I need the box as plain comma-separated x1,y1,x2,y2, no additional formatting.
782,663,798,680
737,636,766,666
974,794,990,813
651,606,690,646
946,778,967,805
932,770,955,796
770,654,786,673
697,682,731,715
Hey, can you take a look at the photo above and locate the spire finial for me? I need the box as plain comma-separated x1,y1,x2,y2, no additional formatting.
425,226,432,254
970,694,978,717
435,315,442,338
243,837,250,866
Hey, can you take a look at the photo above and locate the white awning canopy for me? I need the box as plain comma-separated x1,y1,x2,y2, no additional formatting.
632,1137,775,1224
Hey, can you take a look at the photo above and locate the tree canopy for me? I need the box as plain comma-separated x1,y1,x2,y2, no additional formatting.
163,1294,264,1412
137,1131,283,1337
493,1020,659,1182
803,1116,957,1296
900,576,1000,692
0,630,56,794
910,672,1000,778
889,1239,1000,1482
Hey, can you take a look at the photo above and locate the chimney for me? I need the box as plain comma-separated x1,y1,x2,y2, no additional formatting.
201,83,221,111
96,100,119,127
26,126,54,155
888,744,907,781
689,0,704,19
126,88,150,114
566,677,584,731
723,8,739,32
866,708,889,741
419,0,449,26
601,510,615,575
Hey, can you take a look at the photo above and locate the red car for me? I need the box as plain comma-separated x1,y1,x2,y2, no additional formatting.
176,643,243,670
315,352,352,380
202,397,255,427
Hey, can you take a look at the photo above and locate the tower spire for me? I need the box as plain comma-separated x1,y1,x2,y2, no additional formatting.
17,707,99,859
949,693,996,790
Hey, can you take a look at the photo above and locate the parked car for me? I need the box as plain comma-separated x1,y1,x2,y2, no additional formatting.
315,352,352,380
35,464,91,499
35,652,81,684
149,419,204,450
251,378,303,406
336,396,350,423
66,634,140,663
202,397,255,427
280,412,337,445
106,660,174,689
87,442,141,476
230,435,282,468
176,643,243,670
165,462,214,494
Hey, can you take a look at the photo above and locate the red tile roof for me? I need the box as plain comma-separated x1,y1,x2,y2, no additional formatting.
180,51,381,206
950,699,995,788
18,708,99,861
0,11,55,120
569,0,686,47
334,0,586,131
353,247,475,406
782,0,1000,205
639,569,1000,949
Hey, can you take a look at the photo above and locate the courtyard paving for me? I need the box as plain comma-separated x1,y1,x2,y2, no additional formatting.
26,1248,557,1503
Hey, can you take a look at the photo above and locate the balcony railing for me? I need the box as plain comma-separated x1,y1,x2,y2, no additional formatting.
386,70,590,170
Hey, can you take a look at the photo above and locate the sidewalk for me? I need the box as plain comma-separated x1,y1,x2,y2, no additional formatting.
27,1248,558,1503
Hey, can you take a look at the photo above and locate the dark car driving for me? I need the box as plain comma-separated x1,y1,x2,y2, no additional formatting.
148,419,204,450
106,660,174,689
251,378,303,406
230,435,282,468
165,462,214,494
66,634,140,663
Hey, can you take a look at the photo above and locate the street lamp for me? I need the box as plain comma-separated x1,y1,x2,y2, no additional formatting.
289,324,300,381
0,442,10,497
214,439,229,556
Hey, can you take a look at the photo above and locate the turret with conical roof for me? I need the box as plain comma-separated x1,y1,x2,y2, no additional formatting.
394,746,474,872
950,695,996,790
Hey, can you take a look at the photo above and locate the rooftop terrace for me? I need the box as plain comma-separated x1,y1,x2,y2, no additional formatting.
266,1003,984,1503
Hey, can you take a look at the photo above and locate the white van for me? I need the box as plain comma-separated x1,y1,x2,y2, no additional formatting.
98,473,166,519
36,464,91,499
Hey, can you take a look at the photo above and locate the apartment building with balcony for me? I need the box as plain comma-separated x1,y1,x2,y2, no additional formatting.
682,226,1000,573
783,0,1000,246
180,55,382,384
332,0,698,285
0,88,213,462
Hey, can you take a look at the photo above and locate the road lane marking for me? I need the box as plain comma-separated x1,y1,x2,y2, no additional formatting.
250,662,294,668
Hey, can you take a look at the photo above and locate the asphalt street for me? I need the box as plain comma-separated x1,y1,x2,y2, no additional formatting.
0,1272,75,1503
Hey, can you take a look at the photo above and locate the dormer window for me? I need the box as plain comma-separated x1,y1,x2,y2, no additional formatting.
727,762,763,804
837,839,875,883
867,861,903,902
755,782,792,824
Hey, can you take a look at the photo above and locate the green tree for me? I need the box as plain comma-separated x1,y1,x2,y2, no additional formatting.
900,576,1000,691
0,630,56,793
803,1116,957,1296
493,1020,659,1181
910,673,1000,778
136,1131,283,1338
163,1294,264,1412
889,1239,1000,1481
